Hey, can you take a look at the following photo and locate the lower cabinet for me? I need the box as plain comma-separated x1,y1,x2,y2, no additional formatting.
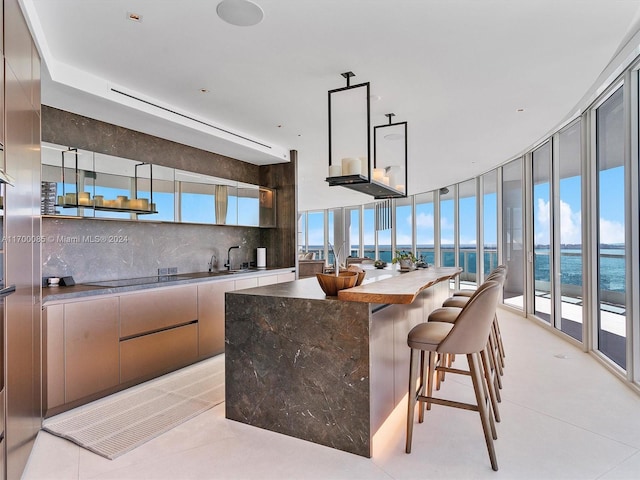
120,323,198,383
43,270,295,414
197,280,234,358
44,297,120,409
65,297,120,403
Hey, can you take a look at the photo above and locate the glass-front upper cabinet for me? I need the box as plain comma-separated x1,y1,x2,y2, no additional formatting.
41,142,275,227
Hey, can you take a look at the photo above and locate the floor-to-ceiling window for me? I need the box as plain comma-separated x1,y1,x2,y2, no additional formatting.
482,170,499,278
596,86,627,369
532,141,552,322
307,210,325,260
415,191,435,265
378,210,392,264
363,202,376,259
298,212,307,253
458,179,477,287
439,186,455,267
395,196,413,256
502,158,524,309
346,206,361,257
557,120,583,342
327,209,335,264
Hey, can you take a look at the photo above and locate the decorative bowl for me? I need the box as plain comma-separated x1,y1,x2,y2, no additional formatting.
347,265,366,286
316,271,358,296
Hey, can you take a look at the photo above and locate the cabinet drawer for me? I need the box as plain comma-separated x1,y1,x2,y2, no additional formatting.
234,278,258,290
197,280,234,358
120,286,197,338
278,272,296,283
65,297,120,403
120,323,198,383
257,275,278,286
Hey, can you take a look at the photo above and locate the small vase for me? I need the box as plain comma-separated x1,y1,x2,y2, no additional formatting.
399,259,415,271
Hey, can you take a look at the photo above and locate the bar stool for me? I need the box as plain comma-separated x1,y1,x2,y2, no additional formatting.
406,280,501,471
444,267,507,371
428,305,502,421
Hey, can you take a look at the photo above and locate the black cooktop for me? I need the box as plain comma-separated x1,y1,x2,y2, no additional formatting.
85,275,179,288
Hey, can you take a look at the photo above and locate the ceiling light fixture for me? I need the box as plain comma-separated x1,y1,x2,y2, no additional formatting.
127,12,142,22
326,73,407,199
216,0,264,27
372,113,408,197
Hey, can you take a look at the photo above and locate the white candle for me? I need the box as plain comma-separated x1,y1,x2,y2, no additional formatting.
382,175,390,185
396,184,405,192
373,168,385,182
342,158,354,175
329,165,342,177
349,158,362,175
359,157,368,175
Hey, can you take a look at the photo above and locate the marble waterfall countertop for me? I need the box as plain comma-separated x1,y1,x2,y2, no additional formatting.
231,266,462,304
338,266,462,304
224,265,460,457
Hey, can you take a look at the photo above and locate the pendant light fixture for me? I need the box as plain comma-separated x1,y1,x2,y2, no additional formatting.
326,72,408,199
326,71,371,187
372,113,408,198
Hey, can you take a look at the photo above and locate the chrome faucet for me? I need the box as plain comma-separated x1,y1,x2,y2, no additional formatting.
208,254,217,272
225,246,241,270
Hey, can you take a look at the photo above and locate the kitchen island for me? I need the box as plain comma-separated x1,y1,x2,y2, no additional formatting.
225,266,461,457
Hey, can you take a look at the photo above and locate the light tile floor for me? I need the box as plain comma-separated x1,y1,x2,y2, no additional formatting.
23,309,640,479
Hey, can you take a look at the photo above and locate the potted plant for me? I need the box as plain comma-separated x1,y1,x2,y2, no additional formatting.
391,250,417,270
373,259,387,269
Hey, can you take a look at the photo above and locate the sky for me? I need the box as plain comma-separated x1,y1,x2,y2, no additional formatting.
304,165,626,251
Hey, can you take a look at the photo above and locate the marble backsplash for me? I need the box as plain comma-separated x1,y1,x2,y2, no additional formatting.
42,217,264,283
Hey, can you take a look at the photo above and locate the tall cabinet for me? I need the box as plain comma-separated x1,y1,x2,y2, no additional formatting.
2,1,42,479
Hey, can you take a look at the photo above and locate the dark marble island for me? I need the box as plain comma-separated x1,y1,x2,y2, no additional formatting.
225,266,461,457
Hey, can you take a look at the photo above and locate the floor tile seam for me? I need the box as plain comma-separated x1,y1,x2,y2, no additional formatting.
367,459,398,480
503,397,640,450
593,448,640,479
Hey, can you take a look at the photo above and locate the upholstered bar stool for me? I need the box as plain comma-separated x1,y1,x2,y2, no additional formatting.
444,267,507,371
428,305,502,419
406,280,501,471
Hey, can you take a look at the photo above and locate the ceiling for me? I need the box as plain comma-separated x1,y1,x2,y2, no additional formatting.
21,0,640,211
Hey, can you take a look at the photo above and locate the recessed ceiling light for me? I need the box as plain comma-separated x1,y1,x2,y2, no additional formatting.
217,0,264,27
200,88,210,93
127,12,142,22
516,108,525,112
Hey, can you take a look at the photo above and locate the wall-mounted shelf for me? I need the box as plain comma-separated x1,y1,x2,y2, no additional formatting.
54,203,158,215
59,148,156,215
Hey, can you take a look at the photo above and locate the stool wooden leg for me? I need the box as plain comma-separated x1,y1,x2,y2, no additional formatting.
481,346,500,422
494,316,506,362
426,351,435,412
488,332,504,389
406,348,419,453
418,350,427,422
468,352,499,471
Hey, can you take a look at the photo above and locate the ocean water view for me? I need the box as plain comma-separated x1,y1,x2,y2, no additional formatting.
309,245,626,296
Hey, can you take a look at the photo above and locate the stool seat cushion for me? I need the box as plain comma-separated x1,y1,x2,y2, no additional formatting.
451,289,475,297
407,321,454,350
428,307,462,323
443,296,469,308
